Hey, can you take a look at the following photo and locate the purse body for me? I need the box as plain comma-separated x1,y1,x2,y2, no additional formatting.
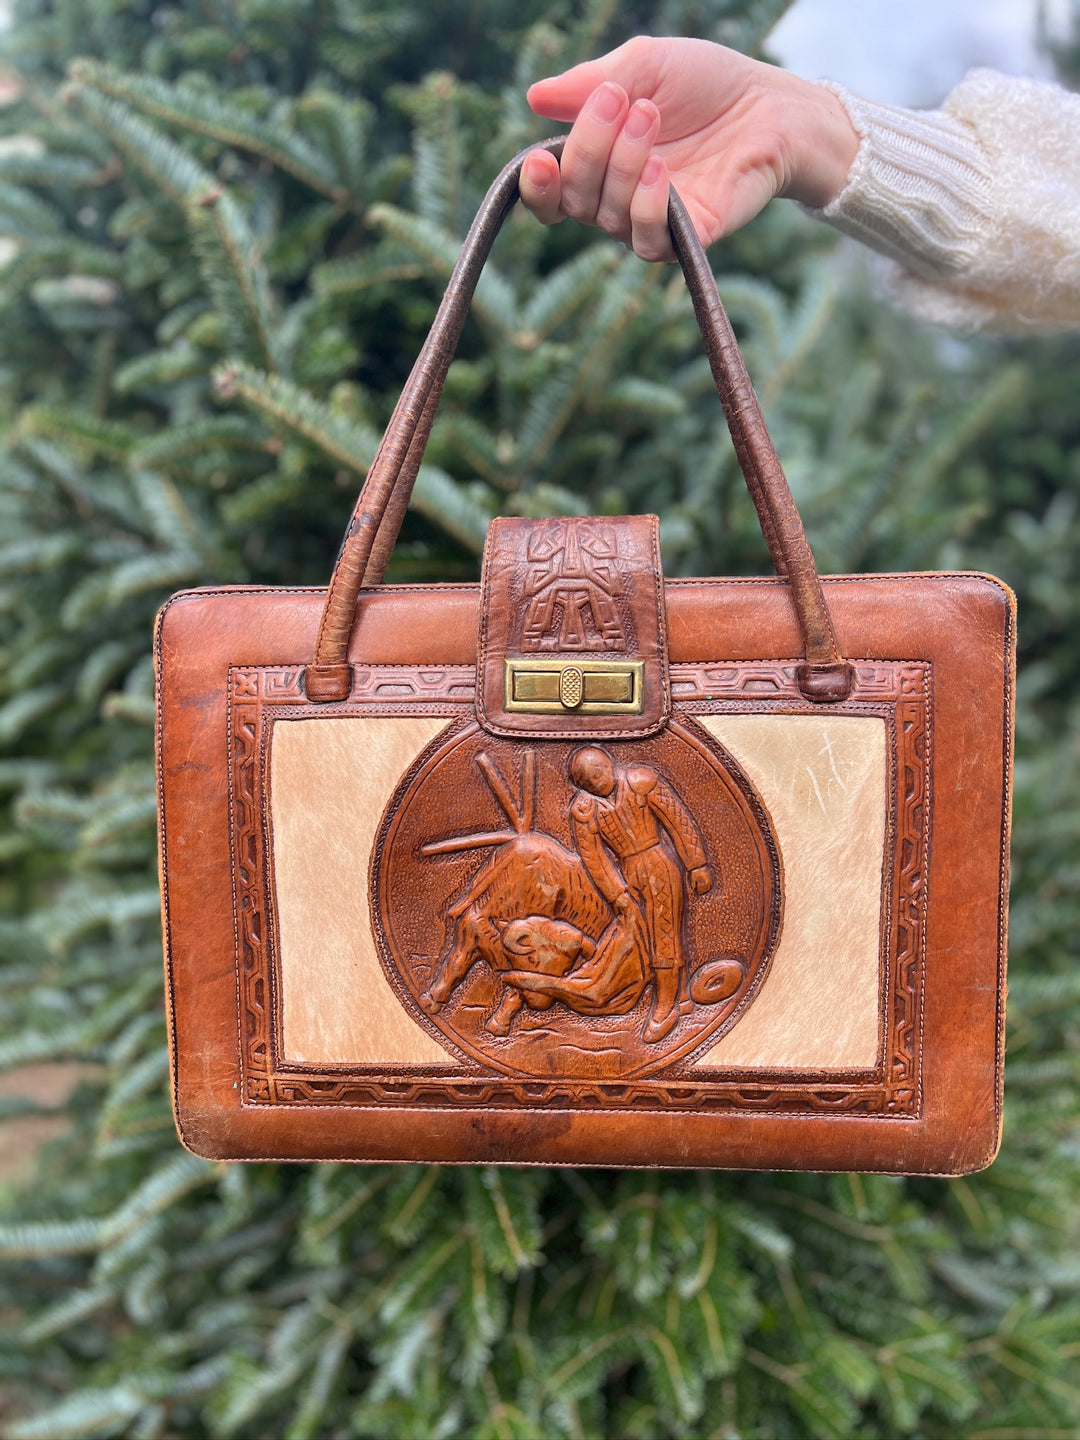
157,565,1013,1173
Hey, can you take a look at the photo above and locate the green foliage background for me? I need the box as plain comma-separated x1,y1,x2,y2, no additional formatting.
0,1,1077,1436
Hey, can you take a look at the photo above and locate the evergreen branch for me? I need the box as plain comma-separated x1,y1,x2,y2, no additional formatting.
0,150,106,188
508,22,571,123
0,179,64,237
156,295,209,344
100,691,155,725
408,465,494,554
0,759,58,792
508,482,589,518
383,1167,445,1247
429,413,518,490
4,1383,145,1440
188,189,282,373
294,89,372,199
5,636,71,694
209,1320,344,1438
0,684,68,744
595,376,686,420
79,789,158,846
480,1169,543,1276
519,243,620,342
17,405,135,460
312,252,425,297
0,973,156,1067
376,1231,469,1326
0,239,124,318
517,254,656,471
267,201,344,279
98,1153,217,1248
832,382,935,569
130,470,208,551
303,1172,395,1249
68,60,346,202
744,1346,854,1436
645,1327,702,1422
65,88,215,209
59,552,205,629
696,1289,733,1373
284,1326,352,1440
28,273,124,329
114,341,207,394
411,107,460,233
22,1286,116,1344
760,267,838,411
902,363,1028,495
131,417,273,468
215,362,378,473
15,787,96,826
981,1345,1080,1409
0,532,82,576
176,1217,290,1276
761,1186,895,1244
36,887,163,949
543,1329,637,1394
824,358,885,467
367,203,518,333
678,1217,718,1300
219,469,305,526
0,1216,104,1258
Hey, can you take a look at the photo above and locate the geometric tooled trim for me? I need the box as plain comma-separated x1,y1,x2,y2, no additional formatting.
229,659,929,1117
233,660,911,707
668,660,913,703
230,664,476,705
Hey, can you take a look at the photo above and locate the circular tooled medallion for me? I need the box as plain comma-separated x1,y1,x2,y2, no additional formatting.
372,717,781,1079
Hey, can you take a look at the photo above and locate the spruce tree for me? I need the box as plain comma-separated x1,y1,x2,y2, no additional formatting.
0,2,1077,1436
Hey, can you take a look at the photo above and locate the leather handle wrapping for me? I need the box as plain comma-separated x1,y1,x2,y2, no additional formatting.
305,137,852,705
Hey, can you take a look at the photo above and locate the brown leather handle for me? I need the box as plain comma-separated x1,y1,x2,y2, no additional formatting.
306,137,852,705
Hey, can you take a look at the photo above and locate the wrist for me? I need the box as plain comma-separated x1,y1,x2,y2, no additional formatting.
781,76,861,209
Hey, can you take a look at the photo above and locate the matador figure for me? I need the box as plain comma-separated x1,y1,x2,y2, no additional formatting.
568,747,714,1043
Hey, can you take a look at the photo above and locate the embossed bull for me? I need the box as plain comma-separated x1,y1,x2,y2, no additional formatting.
419,826,610,1035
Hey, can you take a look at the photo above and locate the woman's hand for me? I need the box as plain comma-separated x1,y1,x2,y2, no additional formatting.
520,37,859,259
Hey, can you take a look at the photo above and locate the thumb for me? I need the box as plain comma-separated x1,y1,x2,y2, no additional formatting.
527,59,627,121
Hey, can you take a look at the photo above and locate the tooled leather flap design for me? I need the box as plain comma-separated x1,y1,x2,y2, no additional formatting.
477,514,670,739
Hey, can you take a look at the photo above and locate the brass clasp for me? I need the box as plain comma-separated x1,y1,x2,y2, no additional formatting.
504,658,644,715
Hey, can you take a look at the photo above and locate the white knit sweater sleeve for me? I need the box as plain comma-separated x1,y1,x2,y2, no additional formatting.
814,69,1080,332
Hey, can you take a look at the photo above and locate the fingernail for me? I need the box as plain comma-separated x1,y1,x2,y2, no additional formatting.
524,155,551,191
590,83,624,124
640,157,664,188
624,101,657,141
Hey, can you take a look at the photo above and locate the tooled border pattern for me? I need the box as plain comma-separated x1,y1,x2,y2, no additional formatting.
230,659,928,1117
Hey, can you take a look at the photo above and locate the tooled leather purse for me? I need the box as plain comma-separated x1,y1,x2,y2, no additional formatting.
156,140,1014,1174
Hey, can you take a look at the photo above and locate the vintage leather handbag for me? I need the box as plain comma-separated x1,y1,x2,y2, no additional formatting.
156,140,1014,1173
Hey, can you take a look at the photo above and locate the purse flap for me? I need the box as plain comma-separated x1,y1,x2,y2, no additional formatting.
477,514,670,739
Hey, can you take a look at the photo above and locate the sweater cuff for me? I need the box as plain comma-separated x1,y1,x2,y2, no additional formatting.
813,85,995,281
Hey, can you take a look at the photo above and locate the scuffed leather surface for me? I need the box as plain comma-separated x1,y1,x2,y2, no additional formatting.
157,571,1013,1173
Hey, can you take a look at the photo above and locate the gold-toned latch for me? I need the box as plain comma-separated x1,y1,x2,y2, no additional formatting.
504,658,645,715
